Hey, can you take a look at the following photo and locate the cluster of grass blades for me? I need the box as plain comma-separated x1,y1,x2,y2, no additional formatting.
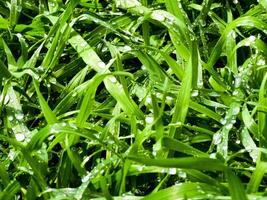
0,0,267,199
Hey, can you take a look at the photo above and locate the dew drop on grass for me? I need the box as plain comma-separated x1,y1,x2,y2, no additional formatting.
72,92,77,97
236,140,240,144
231,119,236,124
145,97,152,104
209,91,219,97
137,165,144,172
51,128,59,133
234,75,241,88
257,59,266,66
191,90,199,97
15,112,24,120
98,61,106,69
213,133,222,145
50,77,57,84
232,107,240,115
225,123,233,130
69,122,78,129
169,168,176,175
220,118,227,125
151,12,165,22
161,168,167,173
209,153,216,159
82,173,91,183
197,81,203,88
145,116,153,124
248,35,256,43
8,115,14,121
15,133,25,142
48,135,55,141
178,171,187,178
8,150,16,161
123,45,132,51
108,76,117,83
232,90,239,96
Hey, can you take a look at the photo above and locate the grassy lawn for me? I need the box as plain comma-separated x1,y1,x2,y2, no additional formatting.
0,0,267,199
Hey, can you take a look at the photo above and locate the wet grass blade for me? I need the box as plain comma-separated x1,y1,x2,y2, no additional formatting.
33,80,57,124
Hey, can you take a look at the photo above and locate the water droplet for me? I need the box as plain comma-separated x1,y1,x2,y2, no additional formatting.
209,92,220,97
156,92,162,99
213,133,222,145
209,153,216,159
248,35,256,43
169,168,176,175
230,31,236,38
257,59,266,66
220,118,227,125
51,128,59,133
234,75,241,88
231,119,236,124
178,171,187,178
161,169,167,174
145,97,152,104
225,123,233,130
72,92,77,97
81,172,91,183
8,115,14,121
151,12,165,22
191,90,199,97
123,45,131,51
98,61,106,69
232,90,239,96
108,76,117,83
8,150,16,160
49,77,57,84
137,165,144,171
15,133,25,142
61,122,67,127
145,116,154,124
233,0,238,4
49,2,56,7
197,81,203,88
15,112,24,120
69,122,78,129
48,135,55,141
232,107,240,115
236,140,240,144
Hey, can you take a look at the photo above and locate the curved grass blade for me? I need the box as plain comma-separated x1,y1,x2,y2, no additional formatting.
33,80,57,125
127,156,226,171
169,40,197,138
161,137,208,157
247,161,267,193
142,182,220,200
225,169,248,200
0,180,20,200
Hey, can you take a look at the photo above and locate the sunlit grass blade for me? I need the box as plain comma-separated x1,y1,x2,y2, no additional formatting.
161,137,208,157
169,40,196,138
33,80,57,125
247,161,267,193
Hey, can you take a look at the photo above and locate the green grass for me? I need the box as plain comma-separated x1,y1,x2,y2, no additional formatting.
0,0,267,199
